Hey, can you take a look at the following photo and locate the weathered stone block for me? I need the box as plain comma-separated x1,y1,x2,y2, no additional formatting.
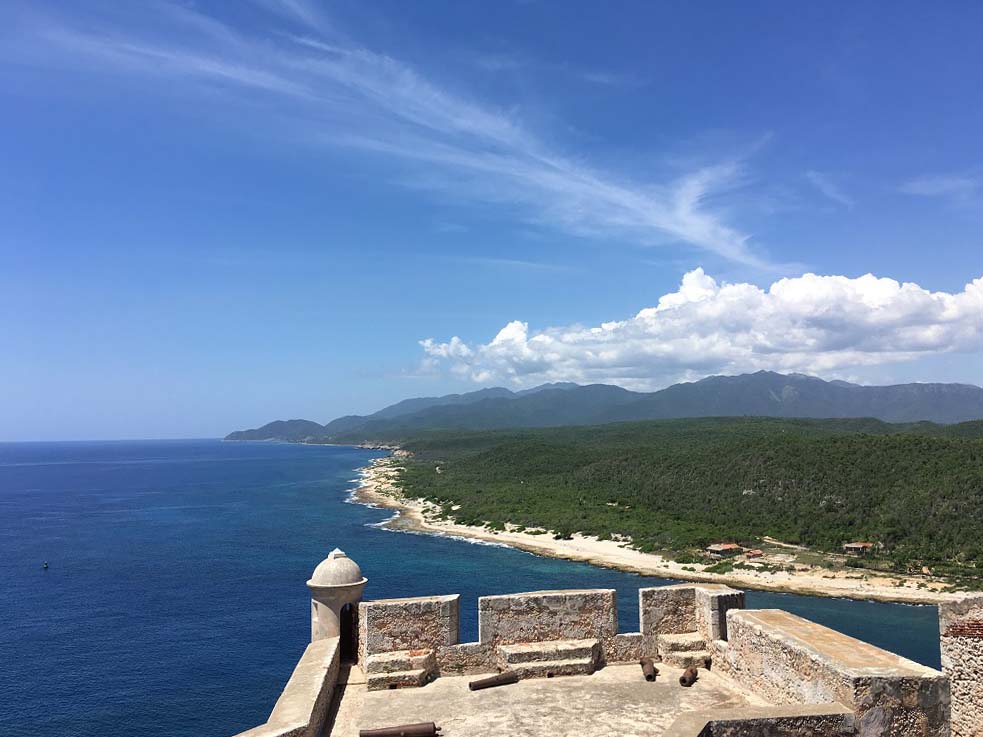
608,632,645,663
477,589,617,648
365,668,431,691
435,641,495,676
695,585,745,642
359,594,459,663
639,585,698,653
664,703,856,737
364,648,436,675
498,638,599,666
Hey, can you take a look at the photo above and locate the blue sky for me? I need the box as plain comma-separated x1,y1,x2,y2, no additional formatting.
2,0,982,440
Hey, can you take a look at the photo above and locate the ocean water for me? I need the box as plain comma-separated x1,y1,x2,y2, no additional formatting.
0,440,942,737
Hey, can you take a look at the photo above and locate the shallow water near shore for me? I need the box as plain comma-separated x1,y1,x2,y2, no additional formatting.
0,440,942,737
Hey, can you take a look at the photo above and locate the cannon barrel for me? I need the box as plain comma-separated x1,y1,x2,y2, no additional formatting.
678,667,699,687
468,670,519,691
639,657,659,682
359,723,440,737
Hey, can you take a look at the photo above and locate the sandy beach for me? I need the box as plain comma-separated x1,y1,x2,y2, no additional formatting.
351,455,960,606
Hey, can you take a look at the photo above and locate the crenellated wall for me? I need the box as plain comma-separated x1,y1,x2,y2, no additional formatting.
230,580,973,737
940,593,983,737
356,584,746,675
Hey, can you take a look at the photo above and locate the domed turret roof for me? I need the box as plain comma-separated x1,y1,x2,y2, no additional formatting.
309,548,365,587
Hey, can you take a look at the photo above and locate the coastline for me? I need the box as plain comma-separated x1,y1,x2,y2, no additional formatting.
352,455,959,606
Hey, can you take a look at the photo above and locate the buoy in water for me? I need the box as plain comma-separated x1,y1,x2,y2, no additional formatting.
42,561,48,570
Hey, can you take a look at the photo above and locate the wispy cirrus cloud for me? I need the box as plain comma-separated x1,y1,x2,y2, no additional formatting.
261,0,330,31
4,0,771,268
805,170,854,209
579,70,648,88
899,175,979,200
469,49,647,88
422,268,983,389
462,257,577,273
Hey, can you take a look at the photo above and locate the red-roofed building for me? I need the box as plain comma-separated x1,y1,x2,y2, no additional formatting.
842,541,875,556
706,543,743,558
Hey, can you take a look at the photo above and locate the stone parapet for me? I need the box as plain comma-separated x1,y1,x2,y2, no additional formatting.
608,632,645,663
477,588,617,650
719,609,949,737
640,585,698,648
358,594,459,663
639,584,745,665
940,593,983,737
663,703,856,737
233,637,341,737
694,585,745,643
435,642,495,676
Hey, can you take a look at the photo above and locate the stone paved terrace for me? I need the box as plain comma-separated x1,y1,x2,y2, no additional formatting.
327,663,765,737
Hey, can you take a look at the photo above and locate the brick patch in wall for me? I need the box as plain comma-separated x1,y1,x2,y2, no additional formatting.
944,620,983,639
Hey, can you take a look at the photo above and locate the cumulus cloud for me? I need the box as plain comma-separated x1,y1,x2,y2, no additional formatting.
420,269,983,389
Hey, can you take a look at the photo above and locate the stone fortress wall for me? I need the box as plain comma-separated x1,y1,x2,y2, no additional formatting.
358,584,746,677
713,609,949,736
233,637,341,737
359,584,951,736
233,550,983,737
940,593,983,737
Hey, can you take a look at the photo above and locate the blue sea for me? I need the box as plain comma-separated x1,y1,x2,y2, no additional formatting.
0,440,943,737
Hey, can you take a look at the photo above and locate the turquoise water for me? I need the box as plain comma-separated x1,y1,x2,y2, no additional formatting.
0,440,942,737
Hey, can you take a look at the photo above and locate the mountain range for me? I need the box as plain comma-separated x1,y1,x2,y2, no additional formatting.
225,371,983,442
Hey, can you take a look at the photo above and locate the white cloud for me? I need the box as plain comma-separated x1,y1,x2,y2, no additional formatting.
578,70,647,88
805,170,854,209
463,257,576,273
421,268,983,389
899,175,979,199
6,1,772,268
470,50,646,88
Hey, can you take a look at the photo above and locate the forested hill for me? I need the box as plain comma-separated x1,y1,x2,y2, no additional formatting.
226,372,983,442
393,417,983,569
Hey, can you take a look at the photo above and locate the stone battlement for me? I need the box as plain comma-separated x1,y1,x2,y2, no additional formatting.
357,583,744,676
231,549,983,737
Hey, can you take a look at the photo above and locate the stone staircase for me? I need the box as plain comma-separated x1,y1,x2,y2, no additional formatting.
657,632,711,669
496,638,600,680
364,649,437,691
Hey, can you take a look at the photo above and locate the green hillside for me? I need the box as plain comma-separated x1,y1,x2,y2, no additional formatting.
226,372,983,443
394,417,983,571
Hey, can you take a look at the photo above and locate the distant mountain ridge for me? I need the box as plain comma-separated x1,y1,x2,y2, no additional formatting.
224,372,983,442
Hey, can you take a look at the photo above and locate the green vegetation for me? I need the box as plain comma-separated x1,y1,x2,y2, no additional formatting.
393,417,983,571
